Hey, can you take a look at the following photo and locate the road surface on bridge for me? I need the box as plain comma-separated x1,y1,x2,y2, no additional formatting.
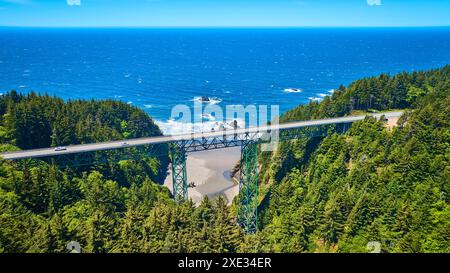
0,111,403,160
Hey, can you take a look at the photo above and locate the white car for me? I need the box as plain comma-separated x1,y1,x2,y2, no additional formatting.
54,146,67,152
121,142,129,147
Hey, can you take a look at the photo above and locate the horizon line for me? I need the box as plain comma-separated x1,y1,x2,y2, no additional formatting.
1,25,450,29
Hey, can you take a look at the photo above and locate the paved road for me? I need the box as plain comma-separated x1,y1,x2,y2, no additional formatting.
0,111,403,160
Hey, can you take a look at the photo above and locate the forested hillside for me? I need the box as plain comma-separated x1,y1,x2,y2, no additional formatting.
254,65,450,252
0,65,449,253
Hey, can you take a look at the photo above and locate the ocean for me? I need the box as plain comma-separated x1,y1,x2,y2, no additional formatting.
1,27,449,134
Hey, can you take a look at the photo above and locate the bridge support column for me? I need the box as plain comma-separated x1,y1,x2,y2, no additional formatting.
170,143,188,201
238,141,259,234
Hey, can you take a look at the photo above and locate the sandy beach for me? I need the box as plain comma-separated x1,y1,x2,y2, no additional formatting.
164,147,241,205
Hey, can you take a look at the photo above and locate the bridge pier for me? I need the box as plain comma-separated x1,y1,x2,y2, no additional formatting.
170,143,188,201
238,141,259,234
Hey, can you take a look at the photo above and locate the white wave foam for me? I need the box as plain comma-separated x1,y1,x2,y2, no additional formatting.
144,104,152,109
328,89,337,94
156,118,246,136
317,93,328,98
202,113,216,121
308,97,323,102
284,88,302,93
208,98,222,104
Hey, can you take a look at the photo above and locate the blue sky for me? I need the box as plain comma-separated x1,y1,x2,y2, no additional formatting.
0,0,449,27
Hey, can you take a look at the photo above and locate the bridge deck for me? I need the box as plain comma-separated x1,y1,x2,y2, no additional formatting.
0,111,403,160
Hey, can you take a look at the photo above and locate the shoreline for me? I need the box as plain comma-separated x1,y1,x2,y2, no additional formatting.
163,147,241,205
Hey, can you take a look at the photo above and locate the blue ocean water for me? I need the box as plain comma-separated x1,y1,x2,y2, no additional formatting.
0,27,449,133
